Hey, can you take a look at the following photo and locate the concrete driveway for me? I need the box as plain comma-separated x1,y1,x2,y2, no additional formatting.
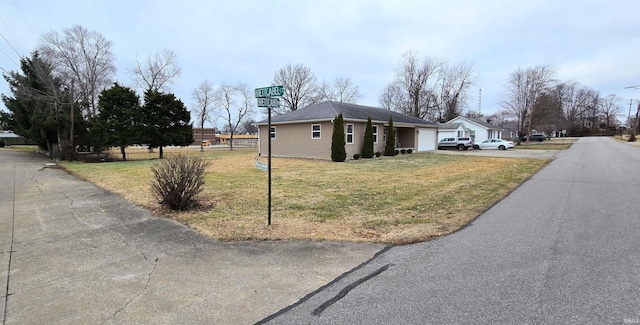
0,149,385,324
433,147,561,159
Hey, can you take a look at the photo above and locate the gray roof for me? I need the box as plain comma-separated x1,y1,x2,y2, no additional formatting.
255,101,437,127
455,117,501,130
438,122,462,130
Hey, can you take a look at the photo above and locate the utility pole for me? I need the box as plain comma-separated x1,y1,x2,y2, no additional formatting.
624,85,640,136
69,79,74,150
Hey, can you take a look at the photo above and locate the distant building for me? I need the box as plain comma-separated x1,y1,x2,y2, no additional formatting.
192,128,218,145
217,134,258,146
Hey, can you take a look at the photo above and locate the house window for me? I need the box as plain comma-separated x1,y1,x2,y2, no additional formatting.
270,126,276,139
457,130,463,137
346,124,354,144
372,125,378,144
311,124,321,139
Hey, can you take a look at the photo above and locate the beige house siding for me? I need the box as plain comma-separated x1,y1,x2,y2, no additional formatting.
258,121,434,158
259,122,335,158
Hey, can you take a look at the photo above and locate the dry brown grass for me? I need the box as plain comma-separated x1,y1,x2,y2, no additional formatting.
62,147,547,244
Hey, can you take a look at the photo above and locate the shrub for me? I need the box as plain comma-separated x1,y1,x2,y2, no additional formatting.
394,149,400,156
400,149,406,154
375,152,381,157
384,115,396,156
331,113,346,162
629,134,637,142
361,117,374,158
353,153,360,160
0,140,5,148
407,149,413,154
150,154,210,211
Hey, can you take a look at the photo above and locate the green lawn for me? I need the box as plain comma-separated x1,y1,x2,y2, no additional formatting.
62,147,548,244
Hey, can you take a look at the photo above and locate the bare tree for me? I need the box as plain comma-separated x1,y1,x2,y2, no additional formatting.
380,50,444,120
599,94,620,128
437,61,477,122
310,79,334,104
215,83,254,150
131,49,182,92
500,65,555,143
192,80,215,152
333,76,360,103
379,83,404,110
39,25,116,118
272,63,317,114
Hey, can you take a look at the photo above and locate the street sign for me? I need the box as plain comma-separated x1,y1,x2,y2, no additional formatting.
257,98,280,108
256,160,268,171
255,85,284,98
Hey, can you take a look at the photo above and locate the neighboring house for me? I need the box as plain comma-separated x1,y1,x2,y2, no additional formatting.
437,123,471,142
445,116,503,143
0,130,27,145
254,101,438,159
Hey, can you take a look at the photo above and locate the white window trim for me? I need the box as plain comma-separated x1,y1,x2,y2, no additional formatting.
346,123,354,144
311,124,321,139
372,125,378,144
270,126,276,139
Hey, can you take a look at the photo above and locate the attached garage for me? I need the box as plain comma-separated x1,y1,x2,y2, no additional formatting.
417,127,437,151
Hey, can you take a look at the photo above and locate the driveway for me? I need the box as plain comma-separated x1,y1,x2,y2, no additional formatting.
433,147,561,159
262,137,640,324
0,149,385,324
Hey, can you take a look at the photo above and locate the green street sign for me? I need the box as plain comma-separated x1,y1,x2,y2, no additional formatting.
255,85,284,98
257,98,280,108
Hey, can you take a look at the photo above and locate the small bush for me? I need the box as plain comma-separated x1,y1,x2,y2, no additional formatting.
353,153,360,160
407,149,413,154
150,154,211,211
400,149,406,154
375,152,381,157
394,149,400,156
0,140,5,148
629,134,637,142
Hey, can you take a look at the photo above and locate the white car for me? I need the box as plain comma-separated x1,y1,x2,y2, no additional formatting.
475,139,514,150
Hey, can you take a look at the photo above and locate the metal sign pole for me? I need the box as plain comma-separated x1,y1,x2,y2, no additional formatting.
267,98,272,226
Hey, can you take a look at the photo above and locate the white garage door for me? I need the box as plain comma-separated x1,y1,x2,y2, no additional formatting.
417,128,436,151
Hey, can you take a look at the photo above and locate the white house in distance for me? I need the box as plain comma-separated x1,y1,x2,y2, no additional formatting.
438,116,503,143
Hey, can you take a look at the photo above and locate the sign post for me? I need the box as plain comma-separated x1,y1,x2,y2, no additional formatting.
255,85,283,226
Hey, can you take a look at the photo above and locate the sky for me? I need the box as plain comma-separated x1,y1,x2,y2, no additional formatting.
1,0,639,126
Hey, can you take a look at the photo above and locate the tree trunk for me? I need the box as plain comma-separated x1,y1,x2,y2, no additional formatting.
120,145,127,161
159,146,164,159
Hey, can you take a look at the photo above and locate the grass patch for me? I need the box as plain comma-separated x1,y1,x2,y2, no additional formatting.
62,147,547,244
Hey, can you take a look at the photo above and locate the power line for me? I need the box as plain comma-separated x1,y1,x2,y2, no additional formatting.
0,31,23,58
12,0,37,38
0,65,9,74
0,47,20,67
0,16,29,53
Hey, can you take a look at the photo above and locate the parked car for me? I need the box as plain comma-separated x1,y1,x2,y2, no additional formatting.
523,134,546,142
438,137,474,150
475,139,515,150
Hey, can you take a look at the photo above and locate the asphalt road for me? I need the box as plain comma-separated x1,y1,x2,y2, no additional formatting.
0,149,384,324
261,137,640,324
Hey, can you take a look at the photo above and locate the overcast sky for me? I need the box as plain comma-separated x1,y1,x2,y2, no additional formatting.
1,0,639,125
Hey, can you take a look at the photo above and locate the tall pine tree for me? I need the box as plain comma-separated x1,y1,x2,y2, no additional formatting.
93,83,141,160
140,90,193,159
384,115,396,156
331,113,346,162
361,117,374,158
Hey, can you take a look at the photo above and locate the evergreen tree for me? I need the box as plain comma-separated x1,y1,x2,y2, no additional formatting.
92,83,141,160
361,117,374,158
140,90,193,159
384,115,396,156
331,113,346,162
1,52,67,156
